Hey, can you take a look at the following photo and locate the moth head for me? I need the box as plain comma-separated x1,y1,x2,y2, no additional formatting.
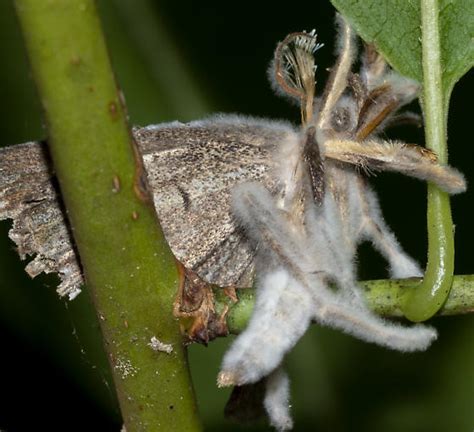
329,95,358,134
268,30,323,125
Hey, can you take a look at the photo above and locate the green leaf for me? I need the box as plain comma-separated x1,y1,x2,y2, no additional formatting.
330,0,474,98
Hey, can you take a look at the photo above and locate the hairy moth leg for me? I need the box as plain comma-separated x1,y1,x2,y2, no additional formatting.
218,182,322,386
310,192,435,351
231,182,436,355
306,197,436,352
355,74,419,141
318,15,356,130
231,182,315,279
218,267,314,387
356,181,423,278
264,366,293,432
315,291,437,352
324,138,466,194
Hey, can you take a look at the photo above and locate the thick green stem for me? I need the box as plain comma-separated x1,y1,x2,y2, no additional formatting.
14,1,201,430
219,275,474,334
402,0,454,322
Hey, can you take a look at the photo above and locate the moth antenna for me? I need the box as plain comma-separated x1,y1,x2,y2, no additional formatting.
318,14,356,131
270,30,323,125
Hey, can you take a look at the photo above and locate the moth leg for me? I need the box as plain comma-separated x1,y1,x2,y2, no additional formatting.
318,15,356,130
360,43,387,89
263,366,293,432
226,182,435,370
231,182,313,278
218,267,314,387
305,191,436,352
356,181,423,278
382,112,422,130
314,289,437,352
355,78,419,141
324,138,466,194
218,181,321,385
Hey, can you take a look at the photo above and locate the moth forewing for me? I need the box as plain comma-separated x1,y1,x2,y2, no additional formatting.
0,142,83,300
134,116,300,288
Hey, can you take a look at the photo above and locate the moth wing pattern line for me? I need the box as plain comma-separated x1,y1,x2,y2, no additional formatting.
135,115,298,287
0,116,298,296
0,142,83,300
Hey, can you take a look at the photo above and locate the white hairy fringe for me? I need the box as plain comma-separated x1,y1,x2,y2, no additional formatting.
264,367,293,432
220,182,436,427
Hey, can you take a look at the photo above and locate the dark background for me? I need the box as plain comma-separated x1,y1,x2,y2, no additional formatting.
0,1,472,431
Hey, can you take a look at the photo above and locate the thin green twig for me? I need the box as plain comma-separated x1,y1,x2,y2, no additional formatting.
217,275,474,335
402,0,455,322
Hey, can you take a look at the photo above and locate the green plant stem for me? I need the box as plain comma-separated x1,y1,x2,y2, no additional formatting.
402,0,455,322
218,275,474,334
14,1,201,430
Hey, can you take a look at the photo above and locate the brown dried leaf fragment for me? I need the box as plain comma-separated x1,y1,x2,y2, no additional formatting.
174,263,230,344
0,142,83,299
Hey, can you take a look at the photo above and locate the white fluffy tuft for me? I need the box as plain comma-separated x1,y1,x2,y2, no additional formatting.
219,267,314,386
315,292,437,352
264,367,294,431
227,178,437,391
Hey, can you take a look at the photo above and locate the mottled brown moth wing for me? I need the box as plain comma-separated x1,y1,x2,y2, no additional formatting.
0,142,83,299
135,116,294,287
0,117,296,297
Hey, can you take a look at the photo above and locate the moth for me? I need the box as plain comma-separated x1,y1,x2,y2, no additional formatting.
0,15,466,432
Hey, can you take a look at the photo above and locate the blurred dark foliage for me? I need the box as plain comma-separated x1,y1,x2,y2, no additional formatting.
0,1,472,431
